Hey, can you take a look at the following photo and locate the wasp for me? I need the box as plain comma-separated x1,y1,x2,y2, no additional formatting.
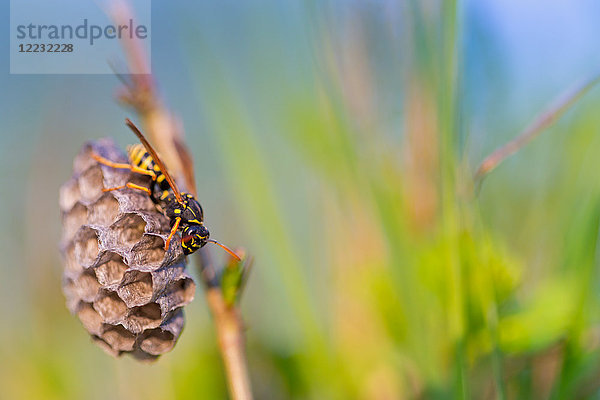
91,118,240,260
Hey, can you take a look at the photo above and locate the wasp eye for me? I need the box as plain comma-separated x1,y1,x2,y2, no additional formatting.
196,225,210,240
181,235,195,255
182,225,209,245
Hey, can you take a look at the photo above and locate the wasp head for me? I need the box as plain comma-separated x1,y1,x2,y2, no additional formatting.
180,224,210,255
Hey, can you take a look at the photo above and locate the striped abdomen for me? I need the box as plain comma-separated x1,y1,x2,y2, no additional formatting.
127,144,172,203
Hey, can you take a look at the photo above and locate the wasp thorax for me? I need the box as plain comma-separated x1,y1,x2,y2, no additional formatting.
60,139,196,361
166,195,204,225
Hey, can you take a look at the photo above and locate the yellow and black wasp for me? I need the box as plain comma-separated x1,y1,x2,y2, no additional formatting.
92,118,240,260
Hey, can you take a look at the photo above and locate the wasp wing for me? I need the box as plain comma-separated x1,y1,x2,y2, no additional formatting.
125,118,184,204
173,135,198,198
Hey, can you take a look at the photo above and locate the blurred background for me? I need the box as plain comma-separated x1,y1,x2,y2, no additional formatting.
2,0,600,399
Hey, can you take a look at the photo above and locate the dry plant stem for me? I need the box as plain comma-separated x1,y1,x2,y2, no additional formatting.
206,289,253,400
109,2,185,178
474,73,600,184
111,4,253,398
195,244,253,400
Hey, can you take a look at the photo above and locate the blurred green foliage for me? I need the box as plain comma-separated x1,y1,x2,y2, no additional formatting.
2,1,600,399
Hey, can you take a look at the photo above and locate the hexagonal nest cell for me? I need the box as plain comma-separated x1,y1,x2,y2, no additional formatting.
62,202,88,242
118,270,154,308
73,269,101,303
111,213,147,250
126,302,163,334
78,165,105,203
73,226,100,268
94,290,128,324
94,253,128,287
88,194,120,226
130,235,167,267
59,139,195,360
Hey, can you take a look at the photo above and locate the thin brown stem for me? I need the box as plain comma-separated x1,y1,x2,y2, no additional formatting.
474,73,600,185
206,289,253,400
110,3,253,399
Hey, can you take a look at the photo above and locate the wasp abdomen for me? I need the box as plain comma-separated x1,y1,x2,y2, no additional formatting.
127,144,172,203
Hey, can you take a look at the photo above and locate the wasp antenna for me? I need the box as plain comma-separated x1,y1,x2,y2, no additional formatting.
207,239,241,261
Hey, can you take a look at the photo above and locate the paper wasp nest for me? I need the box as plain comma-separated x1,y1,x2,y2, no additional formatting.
59,139,196,361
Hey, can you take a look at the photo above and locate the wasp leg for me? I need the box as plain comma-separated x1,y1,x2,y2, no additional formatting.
91,152,156,179
164,217,182,251
103,182,152,195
